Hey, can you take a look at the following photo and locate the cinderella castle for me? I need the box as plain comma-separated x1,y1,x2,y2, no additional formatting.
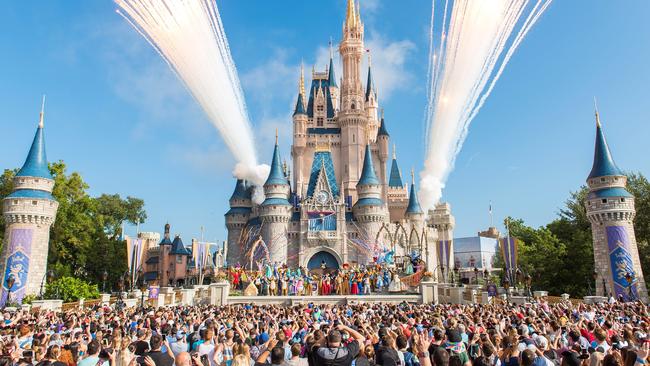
225,1,455,272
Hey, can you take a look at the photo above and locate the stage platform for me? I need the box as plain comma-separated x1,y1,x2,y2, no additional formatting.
227,294,422,306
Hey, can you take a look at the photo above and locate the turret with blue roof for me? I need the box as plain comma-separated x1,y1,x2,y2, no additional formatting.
262,131,291,206
586,107,632,199
328,55,337,88
405,169,424,215
365,61,377,102
388,146,404,189
8,97,56,202
170,235,191,256
355,144,384,207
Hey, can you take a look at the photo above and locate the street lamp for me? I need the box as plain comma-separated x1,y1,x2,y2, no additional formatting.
483,269,489,285
454,266,460,287
473,267,479,285
5,275,16,307
525,274,532,298
102,270,109,293
503,278,510,302
138,268,146,309
440,265,445,283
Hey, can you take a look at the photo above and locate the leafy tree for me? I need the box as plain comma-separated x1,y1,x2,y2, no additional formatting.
0,169,17,244
44,276,100,302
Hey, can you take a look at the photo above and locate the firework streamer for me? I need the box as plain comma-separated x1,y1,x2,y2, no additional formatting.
420,0,552,208
115,0,270,200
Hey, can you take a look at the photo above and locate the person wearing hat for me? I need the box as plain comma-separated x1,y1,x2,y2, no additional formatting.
170,331,188,357
311,324,365,366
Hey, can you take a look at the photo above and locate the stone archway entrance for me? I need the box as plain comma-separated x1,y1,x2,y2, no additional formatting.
307,251,340,271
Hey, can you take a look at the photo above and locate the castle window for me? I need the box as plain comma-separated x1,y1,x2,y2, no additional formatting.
317,105,324,112
351,103,356,110
32,201,37,205
352,134,355,143
35,179,39,183
317,117,324,126
620,198,626,203
602,199,607,204
13,200,18,205
600,178,606,182
176,255,182,263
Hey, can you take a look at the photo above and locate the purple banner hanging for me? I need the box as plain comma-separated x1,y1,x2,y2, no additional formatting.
606,226,637,300
1,228,33,306
499,237,518,271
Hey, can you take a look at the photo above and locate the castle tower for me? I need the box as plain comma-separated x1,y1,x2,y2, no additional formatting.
292,65,308,196
158,223,173,286
365,60,379,140
352,144,387,264
387,145,408,221
405,170,426,259
376,114,390,201
1,101,59,304
339,0,366,202
259,135,292,265
225,179,252,266
585,109,647,301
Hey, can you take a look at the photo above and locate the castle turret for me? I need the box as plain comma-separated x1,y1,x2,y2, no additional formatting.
1,100,59,304
158,223,173,286
352,145,387,264
339,0,366,203
376,112,390,201
386,145,408,221
365,60,379,140
225,179,252,266
292,65,308,196
259,135,292,265
585,109,647,301
328,54,339,111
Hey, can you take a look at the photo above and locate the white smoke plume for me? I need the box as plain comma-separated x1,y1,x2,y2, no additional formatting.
420,0,552,209
115,0,269,198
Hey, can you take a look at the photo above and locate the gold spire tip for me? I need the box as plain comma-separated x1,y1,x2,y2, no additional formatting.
594,96,601,127
38,94,46,128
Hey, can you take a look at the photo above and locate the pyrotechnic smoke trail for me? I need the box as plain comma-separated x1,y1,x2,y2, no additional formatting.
115,0,269,199
420,0,551,209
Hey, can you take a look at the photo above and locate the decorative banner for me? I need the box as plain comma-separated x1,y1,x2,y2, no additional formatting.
148,286,159,299
126,237,145,285
607,226,638,300
307,211,336,231
1,229,33,306
499,237,518,271
192,242,215,271
487,284,498,297
436,240,452,269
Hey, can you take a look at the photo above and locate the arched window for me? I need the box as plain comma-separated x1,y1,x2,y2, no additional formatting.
351,103,356,110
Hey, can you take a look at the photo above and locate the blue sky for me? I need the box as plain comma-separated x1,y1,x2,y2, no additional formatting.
1,1,649,243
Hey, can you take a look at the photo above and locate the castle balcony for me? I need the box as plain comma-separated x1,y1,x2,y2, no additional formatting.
306,230,339,244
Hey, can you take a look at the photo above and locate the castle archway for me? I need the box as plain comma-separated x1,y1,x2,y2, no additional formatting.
307,251,340,270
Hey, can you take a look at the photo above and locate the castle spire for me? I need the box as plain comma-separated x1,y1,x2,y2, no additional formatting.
406,168,423,214
300,62,306,98
265,132,288,186
16,98,52,179
388,146,404,188
39,95,45,128
358,144,379,186
588,106,623,179
377,110,389,137
345,0,357,28
365,56,376,102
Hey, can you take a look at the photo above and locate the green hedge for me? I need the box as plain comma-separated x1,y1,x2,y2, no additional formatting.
44,276,100,303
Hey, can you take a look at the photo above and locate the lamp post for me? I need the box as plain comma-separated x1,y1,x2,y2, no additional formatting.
503,278,510,302
483,269,489,286
4,275,16,308
473,267,479,285
102,270,109,293
138,268,145,309
602,277,608,298
440,265,445,283
454,266,460,287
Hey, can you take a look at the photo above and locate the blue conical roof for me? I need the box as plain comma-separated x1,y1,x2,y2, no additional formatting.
230,179,248,200
377,116,389,137
365,66,376,102
588,122,623,179
170,235,190,255
388,158,403,188
358,145,380,186
328,57,337,88
406,182,423,214
265,143,288,186
293,93,306,116
16,125,52,179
